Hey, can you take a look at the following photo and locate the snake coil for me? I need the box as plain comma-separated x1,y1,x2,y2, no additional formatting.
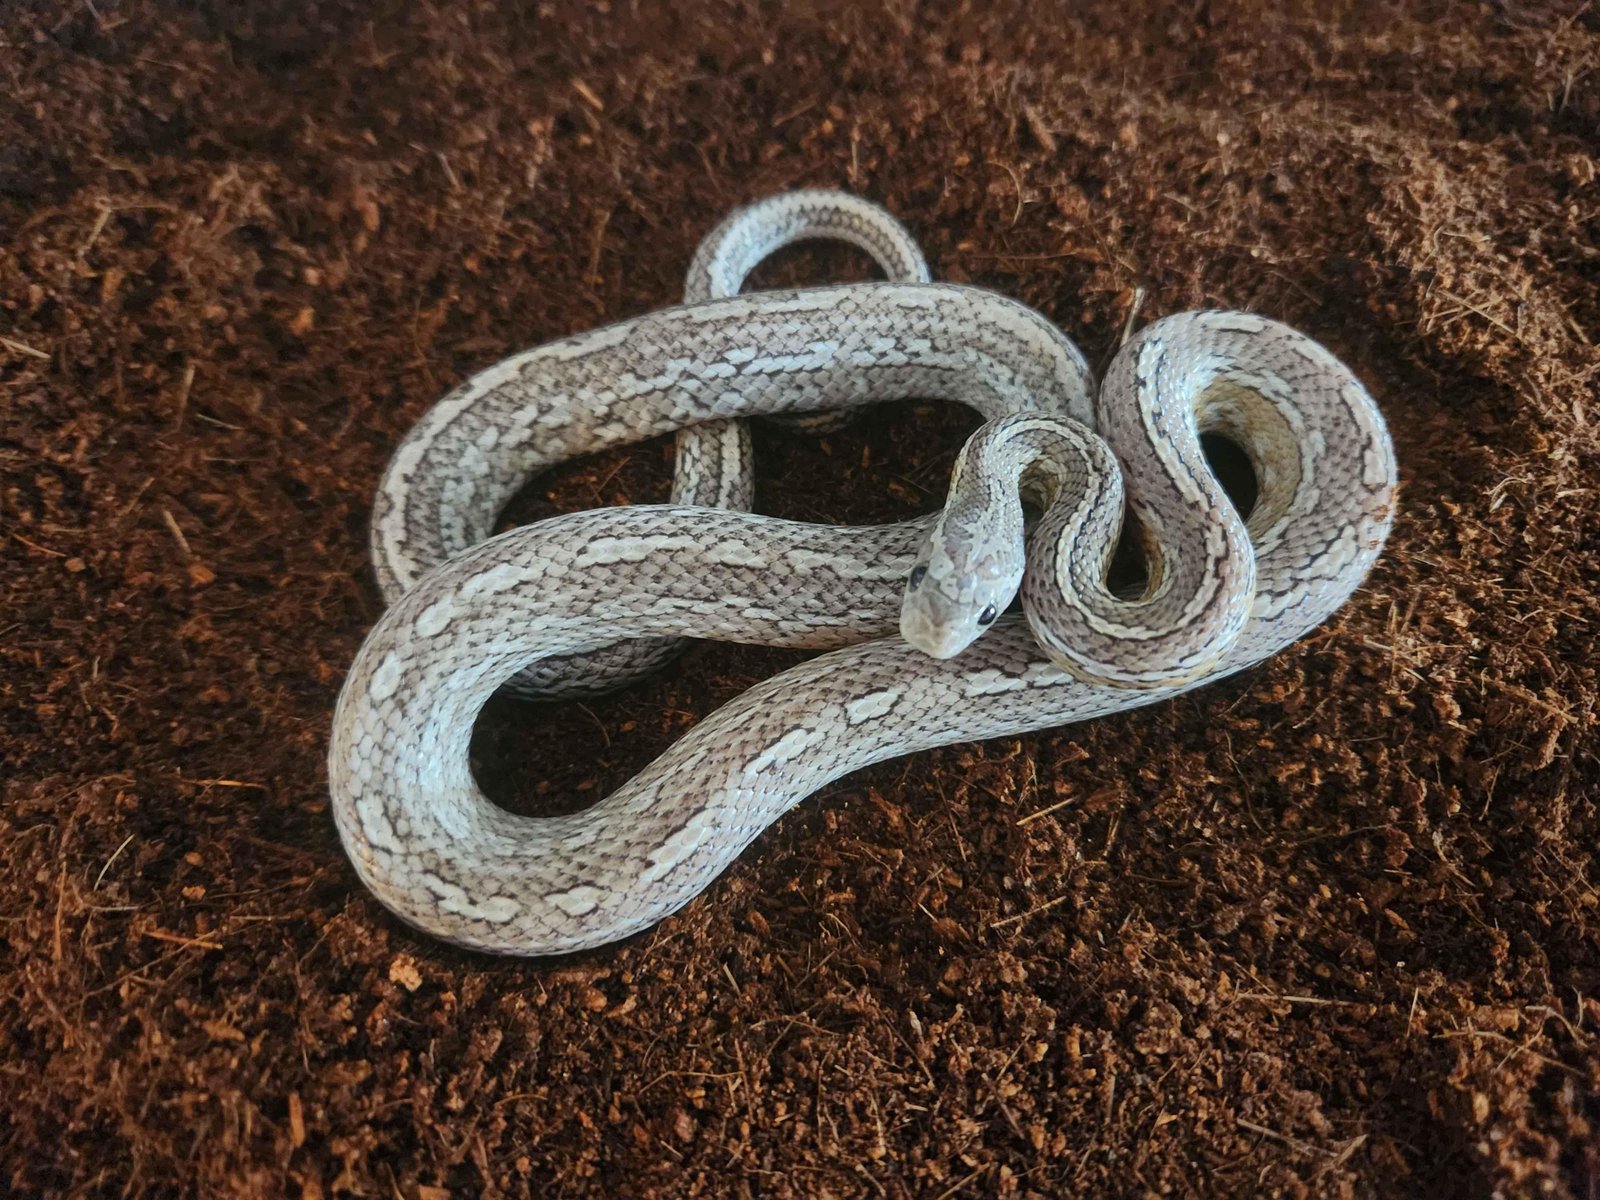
331,192,1397,955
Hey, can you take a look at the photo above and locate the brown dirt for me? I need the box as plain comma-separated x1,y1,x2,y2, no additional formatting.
4,1,1599,1196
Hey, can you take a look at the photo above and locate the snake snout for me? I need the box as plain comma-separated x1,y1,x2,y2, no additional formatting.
900,597,980,659
900,571,1006,660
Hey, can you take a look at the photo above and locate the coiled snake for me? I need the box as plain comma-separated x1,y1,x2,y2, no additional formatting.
330,192,1397,955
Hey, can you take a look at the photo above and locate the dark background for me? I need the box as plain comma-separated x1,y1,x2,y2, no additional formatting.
4,1,1598,1196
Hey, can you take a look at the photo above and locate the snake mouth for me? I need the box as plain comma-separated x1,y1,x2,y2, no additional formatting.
899,606,980,660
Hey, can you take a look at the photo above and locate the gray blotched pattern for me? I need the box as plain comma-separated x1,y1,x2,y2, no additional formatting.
337,247,1396,953
569,192,936,694
371,277,1099,695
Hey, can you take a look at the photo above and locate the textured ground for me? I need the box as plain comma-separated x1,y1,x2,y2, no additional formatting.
4,1,1599,1196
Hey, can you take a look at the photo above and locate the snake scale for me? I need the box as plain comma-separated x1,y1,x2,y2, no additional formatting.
330,192,1397,956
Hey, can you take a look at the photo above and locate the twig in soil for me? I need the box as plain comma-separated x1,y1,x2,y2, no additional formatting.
1233,991,1367,1007
53,864,71,964
881,1016,935,1088
981,1071,1027,1142
169,362,195,431
1437,1028,1585,1077
987,160,1026,227
587,206,613,285
1119,286,1147,348
1016,794,1075,825
94,834,136,890
192,410,242,431
0,334,51,360
941,798,970,864
434,151,459,190
161,509,193,561
1237,1117,1354,1159
852,1158,888,1198
142,927,225,952
12,532,65,558
1431,287,1521,342
990,892,1069,929
586,453,633,504
1020,103,1057,155
1321,1134,1371,1173
634,1069,742,1100
78,203,112,257
930,1165,989,1200
960,250,1079,263
1526,1001,1590,1046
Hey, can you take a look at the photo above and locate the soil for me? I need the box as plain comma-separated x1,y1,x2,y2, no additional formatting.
4,1,1599,1196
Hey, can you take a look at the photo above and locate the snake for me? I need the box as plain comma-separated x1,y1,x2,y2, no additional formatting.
517,190,935,696
332,193,1397,956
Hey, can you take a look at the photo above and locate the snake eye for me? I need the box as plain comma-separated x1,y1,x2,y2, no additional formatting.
908,565,927,590
977,604,997,626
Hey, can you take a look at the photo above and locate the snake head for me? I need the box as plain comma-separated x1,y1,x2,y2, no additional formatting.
899,537,1022,660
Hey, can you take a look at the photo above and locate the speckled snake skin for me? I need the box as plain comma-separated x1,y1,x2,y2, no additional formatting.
542,191,935,696
331,192,1397,955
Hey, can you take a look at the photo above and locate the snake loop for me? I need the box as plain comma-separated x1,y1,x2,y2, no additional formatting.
511,191,932,697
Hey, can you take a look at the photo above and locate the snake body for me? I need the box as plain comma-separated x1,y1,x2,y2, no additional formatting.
543,191,933,694
335,194,1397,955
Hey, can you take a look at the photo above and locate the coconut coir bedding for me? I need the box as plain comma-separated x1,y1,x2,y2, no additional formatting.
4,2,1599,1196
